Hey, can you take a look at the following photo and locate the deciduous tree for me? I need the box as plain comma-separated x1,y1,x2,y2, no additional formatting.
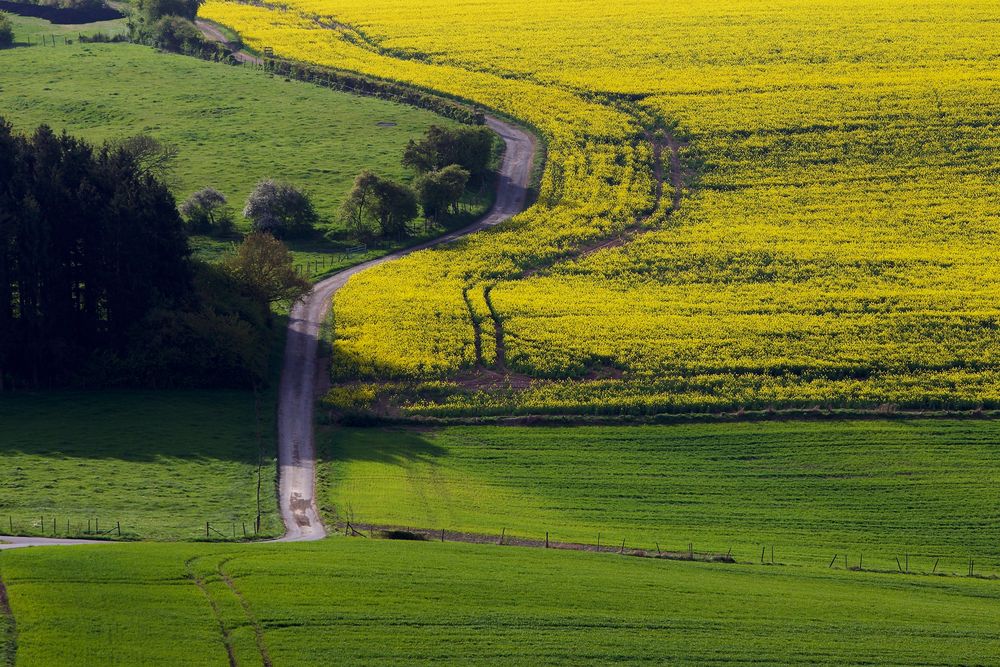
415,164,470,220
402,125,494,178
341,172,419,240
180,187,234,235
221,232,311,306
243,179,318,238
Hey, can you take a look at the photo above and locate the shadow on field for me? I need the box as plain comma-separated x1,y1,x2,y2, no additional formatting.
0,388,263,464
319,428,446,465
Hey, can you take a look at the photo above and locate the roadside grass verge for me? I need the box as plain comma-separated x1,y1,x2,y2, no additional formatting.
3,539,1000,665
318,420,1000,572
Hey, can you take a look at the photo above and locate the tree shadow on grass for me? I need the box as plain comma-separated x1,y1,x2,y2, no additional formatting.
0,388,263,464
317,427,446,466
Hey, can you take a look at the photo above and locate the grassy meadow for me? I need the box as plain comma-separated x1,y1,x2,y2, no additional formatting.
0,389,280,540
5,13,127,42
0,40,457,232
319,420,1000,573
4,539,1000,665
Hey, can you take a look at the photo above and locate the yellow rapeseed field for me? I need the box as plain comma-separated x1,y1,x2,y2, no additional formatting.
202,0,1000,414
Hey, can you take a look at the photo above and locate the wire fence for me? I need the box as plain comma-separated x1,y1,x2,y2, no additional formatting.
334,521,1000,580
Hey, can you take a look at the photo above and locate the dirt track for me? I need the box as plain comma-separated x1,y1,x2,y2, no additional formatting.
196,20,263,64
276,116,537,540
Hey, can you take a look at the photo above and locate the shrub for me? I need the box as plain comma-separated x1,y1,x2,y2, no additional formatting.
180,187,234,235
415,164,470,220
243,179,318,238
340,171,418,240
149,15,204,54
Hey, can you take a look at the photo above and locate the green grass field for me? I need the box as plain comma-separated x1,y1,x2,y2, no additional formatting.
318,420,1000,573
0,40,456,230
0,389,280,540
5,13,127,42
2,539,1000,665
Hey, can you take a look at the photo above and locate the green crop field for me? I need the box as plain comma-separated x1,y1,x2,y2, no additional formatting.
2,539,1000,665
0,40,458,231
319,420,1000,574
0,389,280,540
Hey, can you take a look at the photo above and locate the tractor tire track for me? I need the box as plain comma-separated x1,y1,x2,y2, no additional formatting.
218,559,273,667
185,557,239,667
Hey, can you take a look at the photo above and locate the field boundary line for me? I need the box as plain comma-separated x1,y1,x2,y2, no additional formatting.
376,407,1000,427
334,522,734,564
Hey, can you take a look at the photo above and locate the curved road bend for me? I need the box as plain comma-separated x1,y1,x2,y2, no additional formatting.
0,120,535,548
278,116,537,540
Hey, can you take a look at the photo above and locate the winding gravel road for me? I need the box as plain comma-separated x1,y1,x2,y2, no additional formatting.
0,119,533,549
193,21,537,538
0,53,535,548
277,116,536,540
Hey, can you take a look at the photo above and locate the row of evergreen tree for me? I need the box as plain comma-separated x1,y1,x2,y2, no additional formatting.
0,119,284,389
